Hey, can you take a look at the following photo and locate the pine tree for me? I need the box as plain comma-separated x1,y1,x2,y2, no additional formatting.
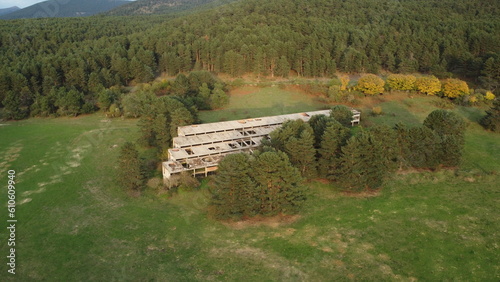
423,110,466,167
318,121,350,179
118,142,145,192
406,126,441,169
284,128,317,177
330,105,353,127
308,114,337,148
211,153,257,219
251,151,305,215
152,114,171,150
2,91,29,120
337,131,388,191
209,83,229,109
368,125,398,172
480,98,500,132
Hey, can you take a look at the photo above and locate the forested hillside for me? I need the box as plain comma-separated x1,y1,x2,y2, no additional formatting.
0,6,20,16
0,0,130,19
0,0,499,119
105,0,238,16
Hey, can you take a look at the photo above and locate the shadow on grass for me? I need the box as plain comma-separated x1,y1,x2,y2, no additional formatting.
455,106,486,123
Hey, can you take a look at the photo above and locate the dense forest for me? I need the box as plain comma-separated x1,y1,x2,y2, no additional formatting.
0,0,499,119
104,0,237,16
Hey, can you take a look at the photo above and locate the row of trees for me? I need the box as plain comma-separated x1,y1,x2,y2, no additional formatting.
0,69,229,120
210,107,467,219
210,107,467,217
355,74,496,100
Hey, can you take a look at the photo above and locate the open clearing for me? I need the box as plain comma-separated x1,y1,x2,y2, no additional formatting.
199,85,326,123
0,89,499,280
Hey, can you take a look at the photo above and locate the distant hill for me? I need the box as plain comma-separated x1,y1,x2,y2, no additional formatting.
105,0,237,16
0,0,130,20
0,6,20,16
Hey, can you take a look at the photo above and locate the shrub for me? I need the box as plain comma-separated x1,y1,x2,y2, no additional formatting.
442,78,469,98
415,76,441,95
372,106,383,115
387,74,416,91
356,74,385,95
485,91,496,101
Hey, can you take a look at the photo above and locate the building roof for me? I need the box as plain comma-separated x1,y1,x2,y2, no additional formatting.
177,110,332,136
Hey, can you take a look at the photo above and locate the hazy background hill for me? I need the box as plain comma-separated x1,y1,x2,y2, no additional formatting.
104,0,238,16
0,0,130,19
0,6,20,16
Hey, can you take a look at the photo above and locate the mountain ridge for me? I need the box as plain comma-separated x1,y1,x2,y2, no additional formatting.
0,6,20,16
0,0,130,20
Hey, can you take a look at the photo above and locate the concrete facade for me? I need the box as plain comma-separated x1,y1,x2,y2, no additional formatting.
162,109,360,180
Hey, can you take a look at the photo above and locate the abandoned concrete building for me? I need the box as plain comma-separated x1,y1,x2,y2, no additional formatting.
162,109,360,180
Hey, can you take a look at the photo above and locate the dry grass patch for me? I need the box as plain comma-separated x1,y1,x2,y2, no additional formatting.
222,214,301,230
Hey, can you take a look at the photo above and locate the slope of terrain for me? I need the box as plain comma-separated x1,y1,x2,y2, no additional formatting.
0,6,20,16
0,0,131,19
0,91,498,280
104,0,238,16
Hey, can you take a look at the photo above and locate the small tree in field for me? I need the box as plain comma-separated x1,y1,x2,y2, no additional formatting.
356,74,385,95
118,142,145,192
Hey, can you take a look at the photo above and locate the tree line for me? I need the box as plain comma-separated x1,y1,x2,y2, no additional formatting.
1,0,499,120
210,107,466,219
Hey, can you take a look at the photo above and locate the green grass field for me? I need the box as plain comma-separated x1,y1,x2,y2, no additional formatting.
0,88,499,280
199,86,326,123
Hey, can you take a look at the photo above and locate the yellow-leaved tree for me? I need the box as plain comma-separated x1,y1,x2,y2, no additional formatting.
485,91,496,100
338,74,350,91
356,74,385,95
415,75,441,95
386,74,416,91
442,78,469,98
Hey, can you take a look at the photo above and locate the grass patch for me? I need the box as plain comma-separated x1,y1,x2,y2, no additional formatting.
199,86,326,122
0,95,499,280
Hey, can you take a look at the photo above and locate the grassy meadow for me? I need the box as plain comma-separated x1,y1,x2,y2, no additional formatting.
199,85,326,123
0,87,499,280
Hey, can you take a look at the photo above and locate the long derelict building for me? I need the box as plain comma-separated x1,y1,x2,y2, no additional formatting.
162,109,360,180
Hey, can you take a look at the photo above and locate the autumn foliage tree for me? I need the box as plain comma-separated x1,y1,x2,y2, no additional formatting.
415,75,441,95
356,74,385,95
441,78,469,98
386,74,416,91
